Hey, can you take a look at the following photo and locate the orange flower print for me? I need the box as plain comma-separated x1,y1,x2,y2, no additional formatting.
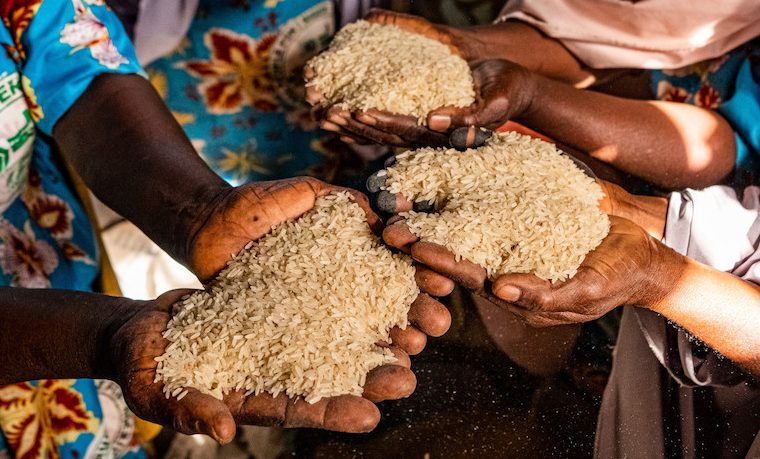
0,380,99,459
696,84,721,109
0,0,43,62
0,219,57,288
657,81,690,103
179,28,279,114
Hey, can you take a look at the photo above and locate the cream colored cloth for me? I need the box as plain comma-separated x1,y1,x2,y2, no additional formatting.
497,0,760,69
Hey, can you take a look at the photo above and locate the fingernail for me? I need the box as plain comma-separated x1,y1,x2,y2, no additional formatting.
376,191,398,213
328,114,347,126
413,200,434,212
496,285,521,302
428,115,451,132
339,136,356,144
357,113,377,126
321,121,340,132
366,171,387,192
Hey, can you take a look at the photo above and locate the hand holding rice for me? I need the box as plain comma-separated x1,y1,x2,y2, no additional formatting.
155,192,421,404
381,132,610,282
306,20,475,124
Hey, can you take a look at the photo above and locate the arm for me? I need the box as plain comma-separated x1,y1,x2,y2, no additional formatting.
0,287,414,440
515,75,737,189
53,73,230,273
0,287,135,384
317,55,735,188
360,11,592,85
490,185,760,378
649,256,760,376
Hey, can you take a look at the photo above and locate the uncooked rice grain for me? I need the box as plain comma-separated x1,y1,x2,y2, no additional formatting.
306,20,475,124
383,131,610,282
156,192,418,403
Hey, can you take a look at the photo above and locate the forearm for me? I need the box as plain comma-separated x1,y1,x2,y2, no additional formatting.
456,21,593,86
0,287,135,384
53,73,231,269
519,76,737,189
645,256,760,377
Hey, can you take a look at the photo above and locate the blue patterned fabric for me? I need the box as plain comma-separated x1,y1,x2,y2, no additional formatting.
650,39,760,170
0,1,145,457
146,0,378,190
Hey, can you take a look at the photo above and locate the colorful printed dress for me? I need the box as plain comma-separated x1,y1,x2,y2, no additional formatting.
0,1,145,457
652,38,760,172
145,0,382,190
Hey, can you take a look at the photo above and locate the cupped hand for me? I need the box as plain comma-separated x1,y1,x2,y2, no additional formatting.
488,216,679,327
187,177,451,354
109,290,419,444
140,178,452,440
384,214,681,328
309,59,536,148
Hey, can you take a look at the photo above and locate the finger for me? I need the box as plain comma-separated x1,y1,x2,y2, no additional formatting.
303,63,315,81
376,343,412,368
365,170,387,193
337,114,410,147
361,109,449,147
376,190,413,213
171,389,236,444
154,289,200,312
492,273,556,311
410,242,487,290
389,325,427,355
340,135,371,145
231,392,380,433
382,221,419,253
362,364,416,402
305,84,322,106
408,293,451,337
415,264,455,297
449,126,493,150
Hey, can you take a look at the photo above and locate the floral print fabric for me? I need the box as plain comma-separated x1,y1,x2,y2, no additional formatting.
651,39,760,170
0,0,144,457
146,0,376,189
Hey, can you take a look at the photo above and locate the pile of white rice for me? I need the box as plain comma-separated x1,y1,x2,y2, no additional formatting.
155,192,418,403
383,132,610,281
306,20,475,124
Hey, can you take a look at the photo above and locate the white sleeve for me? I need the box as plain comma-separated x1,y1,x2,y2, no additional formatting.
663,186,760,283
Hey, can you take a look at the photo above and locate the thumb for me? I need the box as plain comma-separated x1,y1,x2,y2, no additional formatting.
427,94,509,132
492,273,556,311
171,390,236,444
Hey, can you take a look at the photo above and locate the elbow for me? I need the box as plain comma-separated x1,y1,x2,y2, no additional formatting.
684,115,737,189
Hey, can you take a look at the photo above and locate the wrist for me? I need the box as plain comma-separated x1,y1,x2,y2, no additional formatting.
97,298,147,382
633,238,687,312
173,182,233,271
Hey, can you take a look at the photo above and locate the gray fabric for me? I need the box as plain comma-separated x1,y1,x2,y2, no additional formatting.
596,186,760,459
336,0,386,26
133,0,199,65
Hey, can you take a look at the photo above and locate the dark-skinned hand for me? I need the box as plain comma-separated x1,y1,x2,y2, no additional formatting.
110,289,420,445
141,177,453,441
381,170,675,328
308,58,536,148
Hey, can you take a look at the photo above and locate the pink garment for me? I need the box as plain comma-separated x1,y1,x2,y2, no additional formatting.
497,0,760,69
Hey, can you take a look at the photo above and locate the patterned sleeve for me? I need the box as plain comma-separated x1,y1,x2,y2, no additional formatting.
5,0,143,135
